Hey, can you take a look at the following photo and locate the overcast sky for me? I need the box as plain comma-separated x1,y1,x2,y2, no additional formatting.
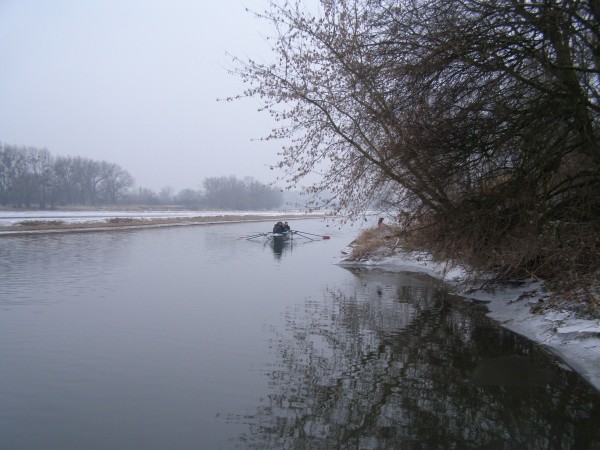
0,0,288,192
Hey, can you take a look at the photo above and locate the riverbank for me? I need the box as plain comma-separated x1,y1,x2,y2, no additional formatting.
339,229,600,394
0,211,326,236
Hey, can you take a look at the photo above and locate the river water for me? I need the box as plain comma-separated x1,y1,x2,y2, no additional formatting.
0,219,599,449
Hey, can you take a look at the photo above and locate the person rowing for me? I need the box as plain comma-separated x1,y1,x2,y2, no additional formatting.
273,221,286,233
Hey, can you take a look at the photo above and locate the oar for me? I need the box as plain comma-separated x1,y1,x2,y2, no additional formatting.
293,231,317,241
244,233,267,240
293,230,331,240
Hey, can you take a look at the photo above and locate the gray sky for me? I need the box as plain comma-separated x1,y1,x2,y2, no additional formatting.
0,0,285,192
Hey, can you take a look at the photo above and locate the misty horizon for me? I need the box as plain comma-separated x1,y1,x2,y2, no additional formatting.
0,1,297,192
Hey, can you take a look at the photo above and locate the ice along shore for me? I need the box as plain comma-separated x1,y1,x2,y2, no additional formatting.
338,245,600,394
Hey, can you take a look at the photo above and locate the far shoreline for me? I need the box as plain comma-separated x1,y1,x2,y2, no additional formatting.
0,212,328,237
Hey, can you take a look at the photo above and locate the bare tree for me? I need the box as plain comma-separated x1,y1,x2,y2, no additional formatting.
126,187,160,205
233,0,600,281
0,146,138,207
175,188,203,208
27,147,54,208
202,175,283,209
0,144,54,207
158,186,175,204
74,157,103,205
98,161,134,204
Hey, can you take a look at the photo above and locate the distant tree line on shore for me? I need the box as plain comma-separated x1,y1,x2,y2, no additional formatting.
130,175,283,210
0,143,283,210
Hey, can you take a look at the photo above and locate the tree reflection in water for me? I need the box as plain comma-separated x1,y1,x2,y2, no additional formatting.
232,268,600,449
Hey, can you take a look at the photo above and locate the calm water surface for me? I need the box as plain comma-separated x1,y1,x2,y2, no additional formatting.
0,219,599,449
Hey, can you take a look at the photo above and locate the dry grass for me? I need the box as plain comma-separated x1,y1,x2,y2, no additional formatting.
105,217,136,224
545,271,600,318
16,220,65,227
347,221,600,318
347,224,402,260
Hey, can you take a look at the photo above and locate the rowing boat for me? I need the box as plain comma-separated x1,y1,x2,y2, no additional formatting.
268,230,293,241
244,229,330,241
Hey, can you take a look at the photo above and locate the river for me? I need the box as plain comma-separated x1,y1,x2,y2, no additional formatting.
0,218,599,449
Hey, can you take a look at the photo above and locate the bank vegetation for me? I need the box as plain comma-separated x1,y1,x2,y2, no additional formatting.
233,0,600,314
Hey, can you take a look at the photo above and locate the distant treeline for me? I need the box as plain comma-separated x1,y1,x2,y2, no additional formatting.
133,175,283,210
0,143,283,210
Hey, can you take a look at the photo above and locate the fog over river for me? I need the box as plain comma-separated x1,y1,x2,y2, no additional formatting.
0,218,599,449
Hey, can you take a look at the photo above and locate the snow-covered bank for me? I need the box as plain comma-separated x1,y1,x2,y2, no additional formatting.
338,249,600,394
0,210,327,236
0,209,321,227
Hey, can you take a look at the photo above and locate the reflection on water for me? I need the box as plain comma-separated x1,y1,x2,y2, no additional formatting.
0,232,133,305
237,268,600,449
268,237,292,259
0,222,599,449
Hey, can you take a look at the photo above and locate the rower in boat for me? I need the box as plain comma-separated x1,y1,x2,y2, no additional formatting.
273,221,286,233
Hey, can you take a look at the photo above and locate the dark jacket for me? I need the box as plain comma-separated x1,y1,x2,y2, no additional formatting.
273,223,286,233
